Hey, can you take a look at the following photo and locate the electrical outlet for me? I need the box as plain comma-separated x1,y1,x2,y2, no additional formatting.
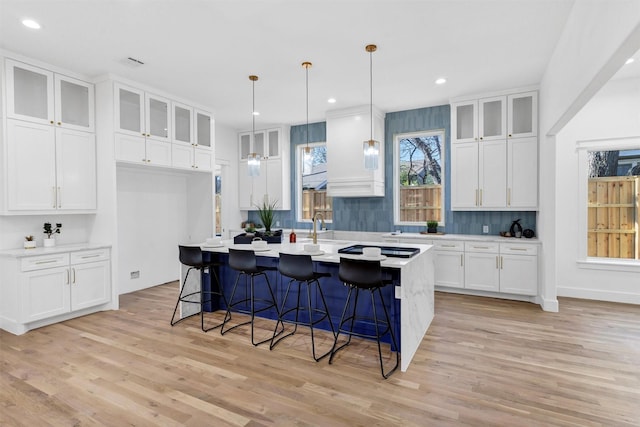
483,225,489,234
130,270,140,279
275,220,280,227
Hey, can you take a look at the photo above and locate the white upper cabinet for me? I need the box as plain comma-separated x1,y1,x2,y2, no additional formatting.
146,94,171,141
450,89,538,211
6,59,94,132
115,84,171,142
173,102,193,145
195,110,212,148
507,91,538,139
478,96,506,141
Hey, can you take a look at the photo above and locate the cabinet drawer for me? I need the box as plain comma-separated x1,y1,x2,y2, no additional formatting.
464,241,499,253
21,253,70,272
500,243,538,255
433,240,464,251
71,248,110,264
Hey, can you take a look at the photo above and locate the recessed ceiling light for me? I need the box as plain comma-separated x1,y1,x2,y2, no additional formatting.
22,19,41,29
435,78,447,85
625,58,635,65
327,98,336,104
252,111,260,116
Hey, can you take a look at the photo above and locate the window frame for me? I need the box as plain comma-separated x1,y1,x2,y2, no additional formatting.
296,141,332,224
576,136,640,268
393,129,446,227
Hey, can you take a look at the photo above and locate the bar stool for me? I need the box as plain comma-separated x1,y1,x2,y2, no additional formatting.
269,253,336,361
221,248,282,346
329,257,399,379
171,245,229,332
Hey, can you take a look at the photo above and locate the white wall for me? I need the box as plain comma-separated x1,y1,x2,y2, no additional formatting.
537,0,640,311
0,214,91,250
214,123,241,238
555,77,640,303
116,167,191,294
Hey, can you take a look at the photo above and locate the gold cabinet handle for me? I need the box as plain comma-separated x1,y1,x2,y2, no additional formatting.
50,120,54,124
500,256,504,269
66,268,70,284
52,187,56,208
495,256,499,269
57,187,61,208
480,136,483,140
475,189,478,206
142,133,146,136
479,189,483,206
508,188,511,206
460,254,463,267
72,267,76,284
57,121,62,126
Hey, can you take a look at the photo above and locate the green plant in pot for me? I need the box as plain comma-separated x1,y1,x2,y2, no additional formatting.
255,199,278,236
426,220,438,233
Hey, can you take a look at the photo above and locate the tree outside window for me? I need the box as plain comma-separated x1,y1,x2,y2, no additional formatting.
299,143,332,221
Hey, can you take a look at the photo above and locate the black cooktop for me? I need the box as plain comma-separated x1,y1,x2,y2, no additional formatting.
337,244,420,258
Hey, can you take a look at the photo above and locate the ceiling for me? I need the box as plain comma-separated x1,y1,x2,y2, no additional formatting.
0,0,582,131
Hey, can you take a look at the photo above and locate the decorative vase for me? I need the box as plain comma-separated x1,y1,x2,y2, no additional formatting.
43,237,56,247
427,227,437,233
24,241,36,249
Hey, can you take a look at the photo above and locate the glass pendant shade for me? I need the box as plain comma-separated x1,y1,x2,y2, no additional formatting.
247,152,260,176
363,139,380,170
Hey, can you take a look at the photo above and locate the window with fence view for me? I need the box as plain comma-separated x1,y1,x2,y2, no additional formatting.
300,143,332,221
587,149,640,259
396,131,444,225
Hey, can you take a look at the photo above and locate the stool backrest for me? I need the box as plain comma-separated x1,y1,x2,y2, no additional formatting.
278,253,314,280
338,257,383,289
228,248,258,273
179,245,203,267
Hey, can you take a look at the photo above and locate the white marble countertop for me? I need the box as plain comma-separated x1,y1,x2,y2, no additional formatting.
201,238,433,268
382,232,541,244
0,243,112,258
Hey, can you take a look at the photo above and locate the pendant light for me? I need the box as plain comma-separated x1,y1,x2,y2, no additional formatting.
302,61,313,176
363,44,380,170
247,75,260,177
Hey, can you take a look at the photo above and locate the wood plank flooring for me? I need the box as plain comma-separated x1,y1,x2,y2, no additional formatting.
1,282,639,426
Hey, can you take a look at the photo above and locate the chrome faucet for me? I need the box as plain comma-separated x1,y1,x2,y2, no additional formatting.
311,212,325,244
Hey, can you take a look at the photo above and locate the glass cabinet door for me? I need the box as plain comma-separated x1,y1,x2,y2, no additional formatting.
116,85,144,135
508,91,537,138
479,96,506,141
196,111,212,147
239,133,251,159
55,74,94,132
253,131,265,157
6,59,54,125
145,94,170,141
173,103,193,144
453,101,477,143
267,129,279,157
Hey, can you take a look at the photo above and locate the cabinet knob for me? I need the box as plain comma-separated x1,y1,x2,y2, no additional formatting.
508,134,512,137
147,159,151,163
142,133,146,136
57,122,62,126
50,120,54,124
480,137,483,140
147,133,151,137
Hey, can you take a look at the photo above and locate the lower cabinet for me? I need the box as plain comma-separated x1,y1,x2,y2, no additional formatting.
433,240,465,289
0,246,111,334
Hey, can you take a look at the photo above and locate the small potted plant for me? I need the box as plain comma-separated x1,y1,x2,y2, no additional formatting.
426,220,439,234
24,235,36,249
43,222,62,247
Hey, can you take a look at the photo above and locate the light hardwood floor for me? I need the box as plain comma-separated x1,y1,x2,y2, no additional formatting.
1,282,639,426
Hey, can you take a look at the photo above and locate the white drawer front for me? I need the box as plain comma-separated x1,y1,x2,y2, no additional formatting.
464,241,499,253
21,253,70,272
70,248,110,264
433,240,464,251
500,243,538,255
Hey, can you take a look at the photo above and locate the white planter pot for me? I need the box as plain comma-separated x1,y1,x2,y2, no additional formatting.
43,238,56,247
24,241,36,249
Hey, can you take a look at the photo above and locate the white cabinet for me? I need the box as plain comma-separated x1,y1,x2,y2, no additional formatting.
498,243,538,295
0,246,111,335
173,102,193,145
6,59,95,132
464,242,500,292
6,119,96,212
172,109,213,171
238,127,290,210
2,58,97,214
450,89,538,211
433,240,464,289
115,133,171,167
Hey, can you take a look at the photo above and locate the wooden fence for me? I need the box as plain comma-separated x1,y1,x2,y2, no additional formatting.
399,185,442,223
302,190,333,220
587,176,639,259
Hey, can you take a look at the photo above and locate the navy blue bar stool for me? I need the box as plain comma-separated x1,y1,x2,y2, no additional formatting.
221,248,283,346
270,253,336,361
329,257,399,379
171,245,229,332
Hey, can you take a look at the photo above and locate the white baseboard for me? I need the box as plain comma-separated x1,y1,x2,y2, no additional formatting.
557,287,640,305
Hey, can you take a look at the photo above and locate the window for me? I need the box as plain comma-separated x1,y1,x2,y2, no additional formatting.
297,142,333,222
586,148,639,259
394,130,445,225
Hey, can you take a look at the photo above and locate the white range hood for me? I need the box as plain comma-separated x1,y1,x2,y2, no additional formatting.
326,105,385,197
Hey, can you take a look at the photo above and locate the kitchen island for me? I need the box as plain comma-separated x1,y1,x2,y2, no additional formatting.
179,239,434,372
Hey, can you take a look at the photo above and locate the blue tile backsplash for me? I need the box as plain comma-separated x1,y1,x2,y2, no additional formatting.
248,104,536,236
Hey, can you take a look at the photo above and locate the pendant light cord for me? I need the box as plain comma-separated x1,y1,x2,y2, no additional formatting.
306,64,309,149
369,46,373,142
